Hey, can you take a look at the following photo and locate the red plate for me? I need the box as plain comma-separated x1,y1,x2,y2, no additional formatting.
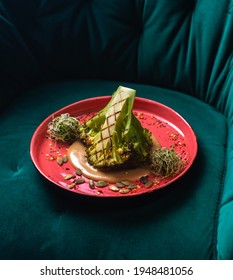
30,96,197,197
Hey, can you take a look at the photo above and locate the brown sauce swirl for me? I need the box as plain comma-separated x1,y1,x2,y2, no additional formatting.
67,137,160,183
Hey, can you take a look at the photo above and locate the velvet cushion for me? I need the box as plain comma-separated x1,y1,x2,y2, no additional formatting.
0,80,227,259
1,1,232,110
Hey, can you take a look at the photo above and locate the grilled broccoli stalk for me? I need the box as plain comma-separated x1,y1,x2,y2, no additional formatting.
80,86,153,169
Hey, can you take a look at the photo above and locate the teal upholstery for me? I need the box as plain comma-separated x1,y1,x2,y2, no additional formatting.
0,1,232,259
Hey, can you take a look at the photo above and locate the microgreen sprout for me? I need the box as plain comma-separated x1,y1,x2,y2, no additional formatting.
150,147,185,178
47,113,80,144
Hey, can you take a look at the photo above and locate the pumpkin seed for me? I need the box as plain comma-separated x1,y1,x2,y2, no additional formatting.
67,183,76,189
144,180,153,188
127,184,137,189
75,168,82,176
109,185,119,192
121,180,131,186
140,176,148,184
116,182,125,188
75,178,85,184
62,156,68,163
96,181,109,187
64,174,75,180
57,156,68,166
119,188,130,194
89,180,95,189
56,157,63,166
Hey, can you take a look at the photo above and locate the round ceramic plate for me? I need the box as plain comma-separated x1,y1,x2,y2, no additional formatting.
30,96,197,197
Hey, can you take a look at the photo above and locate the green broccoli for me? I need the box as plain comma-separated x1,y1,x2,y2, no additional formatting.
80,86,153,169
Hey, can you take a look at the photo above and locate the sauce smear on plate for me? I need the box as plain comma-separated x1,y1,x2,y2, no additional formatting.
67,137,160,183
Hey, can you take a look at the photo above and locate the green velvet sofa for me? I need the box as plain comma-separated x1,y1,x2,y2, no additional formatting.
1,0,233,260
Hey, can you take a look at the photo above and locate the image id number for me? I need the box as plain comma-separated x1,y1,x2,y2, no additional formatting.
134,266,194,276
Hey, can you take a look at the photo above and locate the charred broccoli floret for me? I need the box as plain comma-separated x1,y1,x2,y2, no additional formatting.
79,86,153,169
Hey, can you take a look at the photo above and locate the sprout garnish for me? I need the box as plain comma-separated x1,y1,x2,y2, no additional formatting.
47,113,80,144
150,147,185,178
